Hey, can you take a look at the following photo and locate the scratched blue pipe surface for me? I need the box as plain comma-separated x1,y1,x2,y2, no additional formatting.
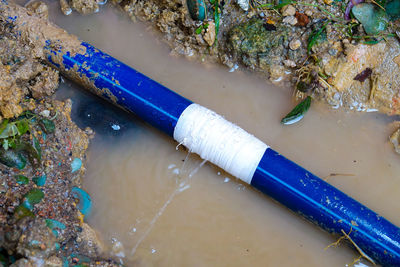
45,42,400,265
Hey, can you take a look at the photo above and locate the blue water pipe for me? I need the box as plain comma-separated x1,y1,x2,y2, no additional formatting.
44,41,400,266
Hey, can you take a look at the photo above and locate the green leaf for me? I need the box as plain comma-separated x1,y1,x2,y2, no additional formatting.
23,189,44,210
195,25,203,34
281,96,312,125
0,119,9,136
307,23,328,54
33,136,41,161
16,119,29,136
16,141,41,166
39,118,55,133
214,0,220,41
0,124,19,138
15,175,29,185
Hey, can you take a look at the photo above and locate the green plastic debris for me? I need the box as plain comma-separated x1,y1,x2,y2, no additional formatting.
71,158,82,173
352,3,389,35
386,0,400,20
71,187,92,216
0,149,27,169
39,118,55,134
32,175,46,186
187,0,206,21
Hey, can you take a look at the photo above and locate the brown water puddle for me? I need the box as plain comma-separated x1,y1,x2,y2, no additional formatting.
48,3,400,266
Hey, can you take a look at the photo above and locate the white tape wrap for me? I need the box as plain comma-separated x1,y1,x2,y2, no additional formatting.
173,104,268,184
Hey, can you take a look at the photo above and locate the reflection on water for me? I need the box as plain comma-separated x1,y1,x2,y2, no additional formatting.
56,80,138,139
49,3,400,267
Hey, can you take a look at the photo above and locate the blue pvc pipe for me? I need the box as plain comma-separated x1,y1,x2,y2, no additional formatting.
45,42,400,265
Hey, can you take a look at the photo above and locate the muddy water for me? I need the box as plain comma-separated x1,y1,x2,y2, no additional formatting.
45,3,400,266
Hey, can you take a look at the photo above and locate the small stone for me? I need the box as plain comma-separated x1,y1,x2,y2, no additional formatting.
45,256,63,267
394,55,400,67
282,16,298,26
295,12,309,26
26,1,49,19
39,110,50,117
281,5,296,16
59,0,72,15
284,59,296,68
203,22,216,46
289,39,301,50
305,9,313,17
390,127,400,154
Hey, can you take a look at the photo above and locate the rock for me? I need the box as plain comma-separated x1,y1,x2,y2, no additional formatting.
203,22,216,46
289,39,301,50
16,218,57,259
305,9,313,17
282,16,298,26
390,127,400,154
45,256,63,267
10,258,33,267
70,0,99,15
283,59,296,67
39,110,50,117
352,3,388,35
227,18,289,73
187,0,206,21
26,1,49,20
295,12,309,26
236,0,249,11
76,223,105,257
59,0,72,15
281,5,296,16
